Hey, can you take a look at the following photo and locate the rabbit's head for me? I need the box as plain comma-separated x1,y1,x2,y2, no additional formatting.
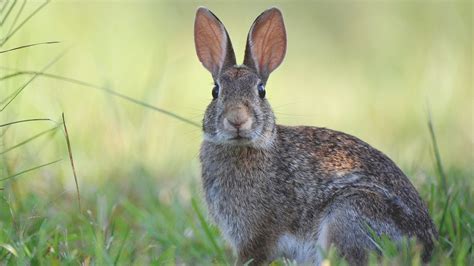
194,7,287,148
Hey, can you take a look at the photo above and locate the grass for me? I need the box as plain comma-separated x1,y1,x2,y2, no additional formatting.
0,152,472,265
1,1,472,265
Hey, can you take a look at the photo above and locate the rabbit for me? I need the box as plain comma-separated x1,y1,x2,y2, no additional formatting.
194,7,438,266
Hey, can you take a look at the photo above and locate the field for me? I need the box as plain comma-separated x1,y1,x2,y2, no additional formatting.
0,1,472,265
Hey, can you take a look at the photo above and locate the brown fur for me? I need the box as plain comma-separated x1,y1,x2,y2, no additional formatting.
194,7,438,265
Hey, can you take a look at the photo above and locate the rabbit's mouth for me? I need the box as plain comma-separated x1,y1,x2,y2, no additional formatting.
230,135,249,141
220,130,255,144
226,136,254,146
226,130,252,140
204,127,274,148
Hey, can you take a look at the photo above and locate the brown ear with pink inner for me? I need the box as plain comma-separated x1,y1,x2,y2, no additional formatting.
194,7,236,79
244,8,287,83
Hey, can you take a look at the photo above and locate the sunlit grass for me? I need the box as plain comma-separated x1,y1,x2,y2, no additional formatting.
0,0,472,265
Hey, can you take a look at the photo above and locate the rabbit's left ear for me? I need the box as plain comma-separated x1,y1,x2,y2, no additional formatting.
243,8,287,83
194,7,236,79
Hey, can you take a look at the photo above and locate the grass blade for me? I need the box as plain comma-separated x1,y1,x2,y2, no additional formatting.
0,41,60,54
0,126,59,155
438,193,453,235
0,159,62,182
61,113,81,212
1,0,13,13
0,50,66,111
1,0,50,46
155,245,176,265
0,0,17,26
0,243,18,257
113,227,130,266
0,69,200,127
0,118,54,128
427,109,448,196
191,198,226,263
3,0,25,40
0,71,24,80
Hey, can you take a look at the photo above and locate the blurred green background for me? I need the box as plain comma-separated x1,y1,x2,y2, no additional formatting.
0,0,472,264
3,0,472,182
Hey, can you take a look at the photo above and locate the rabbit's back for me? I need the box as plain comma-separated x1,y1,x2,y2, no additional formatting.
275,126,437,257
276,125,420,198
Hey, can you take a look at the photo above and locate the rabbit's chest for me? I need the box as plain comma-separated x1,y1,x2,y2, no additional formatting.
200,144,278,247
203,168,271,247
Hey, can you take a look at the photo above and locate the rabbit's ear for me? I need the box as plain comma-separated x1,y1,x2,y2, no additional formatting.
194,7,236,79
243,8,286,83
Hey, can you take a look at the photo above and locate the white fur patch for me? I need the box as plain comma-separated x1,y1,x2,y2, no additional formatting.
276,234,318,264
276,218,331,265
316,218,330,264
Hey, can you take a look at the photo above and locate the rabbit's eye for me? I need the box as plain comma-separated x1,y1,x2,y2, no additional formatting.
257,83,266,98
212,84,219,99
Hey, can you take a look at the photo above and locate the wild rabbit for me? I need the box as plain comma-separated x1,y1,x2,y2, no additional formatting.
194,7,438,265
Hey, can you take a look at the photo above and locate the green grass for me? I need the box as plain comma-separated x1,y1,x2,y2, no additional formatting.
1,1,472,265
0,152,472,265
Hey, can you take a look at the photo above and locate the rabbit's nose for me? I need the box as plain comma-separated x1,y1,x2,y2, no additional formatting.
223,106,252,131
228,120,245,129
224,117,252,131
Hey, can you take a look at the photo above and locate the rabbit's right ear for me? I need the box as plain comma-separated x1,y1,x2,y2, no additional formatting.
194,7,236,79
243,8,286,83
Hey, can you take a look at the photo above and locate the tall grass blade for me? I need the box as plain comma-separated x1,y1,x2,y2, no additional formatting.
0,0,17,26
0,41,60,54
113,227,130,266
3,0,24,41
0,243,18,257
0,69,201,127
154,245,176,265
61,113,81,212
0,71,25,80
0,0,12,13
0,50,66,111
0,118,54,128
438,193,453,237
191,198,226,263
1,0,50,46
0,126,59,155
427,109,448,196
0,158,61,181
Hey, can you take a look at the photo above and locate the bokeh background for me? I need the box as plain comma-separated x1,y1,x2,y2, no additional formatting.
0,0,472,264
